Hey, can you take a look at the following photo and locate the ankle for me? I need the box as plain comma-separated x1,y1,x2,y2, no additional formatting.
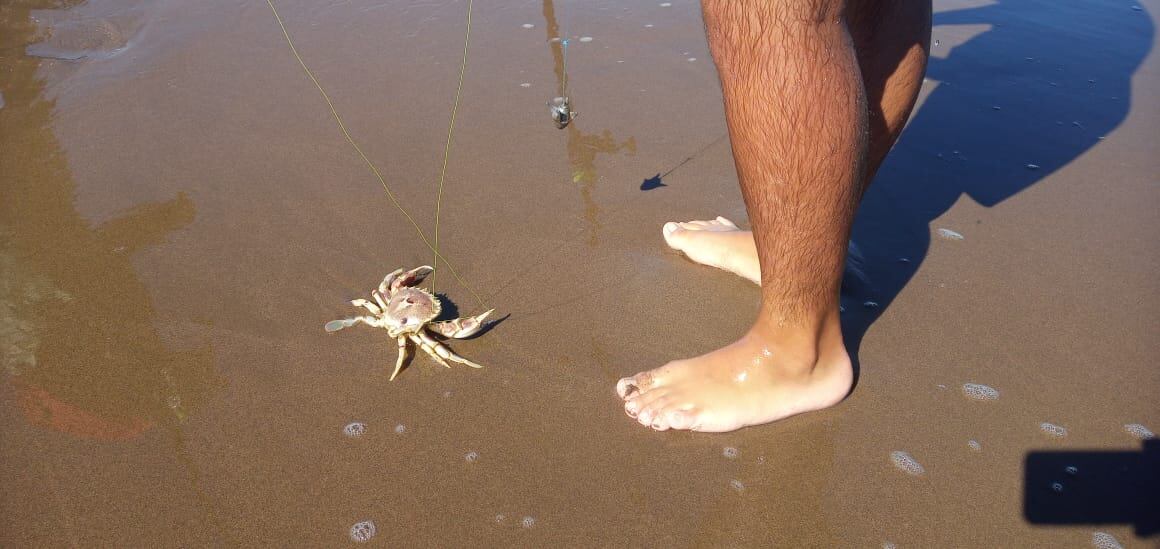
747,305,844,370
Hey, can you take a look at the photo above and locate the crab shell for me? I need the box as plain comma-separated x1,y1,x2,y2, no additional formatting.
382,286,441,337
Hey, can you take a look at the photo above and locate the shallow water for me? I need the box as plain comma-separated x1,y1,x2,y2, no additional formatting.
1,0,1157,545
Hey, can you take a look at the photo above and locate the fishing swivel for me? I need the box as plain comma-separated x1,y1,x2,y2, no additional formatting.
548,36,577,129
548,96,576,129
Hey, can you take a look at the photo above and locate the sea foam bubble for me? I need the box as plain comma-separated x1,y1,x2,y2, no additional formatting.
1092,532,1123,549
890,451,925,475
937,228,964,240
962,383,999,401
349,520,376,543
1124,423,1154,440
1040,422,1068,438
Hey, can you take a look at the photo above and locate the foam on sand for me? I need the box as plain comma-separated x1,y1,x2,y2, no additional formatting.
962,383,999,401
890,451,925,475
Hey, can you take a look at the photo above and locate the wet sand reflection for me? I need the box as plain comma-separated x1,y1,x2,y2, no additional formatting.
542,0,636,247
0,0,219,440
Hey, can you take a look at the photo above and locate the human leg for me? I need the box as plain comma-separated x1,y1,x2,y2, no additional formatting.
619,0,866,432
662,0,931,281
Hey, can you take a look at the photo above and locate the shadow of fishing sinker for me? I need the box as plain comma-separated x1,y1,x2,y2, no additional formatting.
640,174,667,191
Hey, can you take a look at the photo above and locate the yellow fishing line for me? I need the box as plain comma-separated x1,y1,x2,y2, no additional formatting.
264,0,487,310
432,0,473,292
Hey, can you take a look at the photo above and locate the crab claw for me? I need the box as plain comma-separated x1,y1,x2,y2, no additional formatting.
428,309,494,339
325,316,378,333
381,266,434,294
377,268,404,294
324,318,359,332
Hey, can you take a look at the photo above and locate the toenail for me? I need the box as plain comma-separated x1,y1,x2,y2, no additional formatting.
625,400,638,414
622,383,639,398
637,372,653,387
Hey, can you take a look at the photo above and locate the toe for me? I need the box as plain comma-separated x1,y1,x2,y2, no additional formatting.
650,400,697,431
617,373,657,399
635,403,653,425
666,408,698,430
624,399,640,418
627,389,669,423
616,377,636,399
623,392,651,418
636,394,675,427
662,222,685,249
714,216,738,228
650,406,678,431
620,364,678,400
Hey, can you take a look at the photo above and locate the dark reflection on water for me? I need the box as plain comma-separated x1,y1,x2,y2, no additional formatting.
843,0,1153,358
542,0,637,247
0,0,221,441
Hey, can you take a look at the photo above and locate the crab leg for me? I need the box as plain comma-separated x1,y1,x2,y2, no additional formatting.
428,309,495,339
389,336,408,381
351,298,382,315
371,290,389,311
407,333,452,369
417,330,483,369
324,316,379,333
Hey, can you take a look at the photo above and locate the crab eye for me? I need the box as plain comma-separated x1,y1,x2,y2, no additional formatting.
401,317,409,324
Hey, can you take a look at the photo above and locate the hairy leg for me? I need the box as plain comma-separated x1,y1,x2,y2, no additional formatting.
714,0,867,324
619,0,868,432
848,0,931,190
663,0,931,280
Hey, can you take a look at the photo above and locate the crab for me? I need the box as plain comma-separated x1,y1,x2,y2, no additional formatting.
324,266,493,381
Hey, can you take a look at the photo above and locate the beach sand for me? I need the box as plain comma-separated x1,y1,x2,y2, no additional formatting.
1,0,1157,545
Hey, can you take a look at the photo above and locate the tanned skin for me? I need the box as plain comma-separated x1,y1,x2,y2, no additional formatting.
617,0,931,432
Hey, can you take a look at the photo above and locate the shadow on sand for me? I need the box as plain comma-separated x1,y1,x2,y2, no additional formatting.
840,0,1153,371
1023,439,1159,537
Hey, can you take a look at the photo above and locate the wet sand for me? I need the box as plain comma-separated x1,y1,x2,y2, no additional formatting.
2,0,1157,546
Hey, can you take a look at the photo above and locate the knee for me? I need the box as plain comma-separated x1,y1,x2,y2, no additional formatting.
701,0,845,33
700,0,847,73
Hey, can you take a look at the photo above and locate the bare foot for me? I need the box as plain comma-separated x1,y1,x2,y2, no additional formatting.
615,313,853,432
662,217,760,284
